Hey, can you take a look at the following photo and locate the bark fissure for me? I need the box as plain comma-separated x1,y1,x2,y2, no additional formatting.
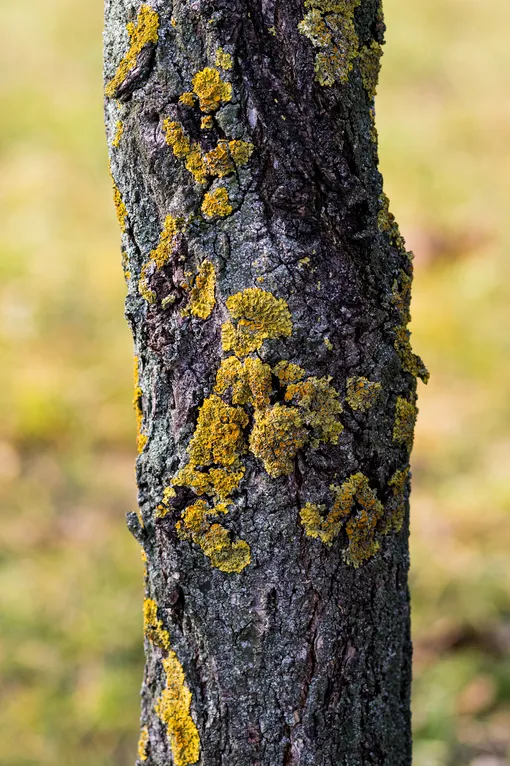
105,0,425,763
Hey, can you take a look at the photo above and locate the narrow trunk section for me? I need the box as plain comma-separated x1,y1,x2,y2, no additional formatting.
104,1,426,764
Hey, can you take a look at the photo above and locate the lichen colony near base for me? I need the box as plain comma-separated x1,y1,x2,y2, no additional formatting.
155,652,200,766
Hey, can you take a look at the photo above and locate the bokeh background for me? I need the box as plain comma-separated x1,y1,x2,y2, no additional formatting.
1,0,509,764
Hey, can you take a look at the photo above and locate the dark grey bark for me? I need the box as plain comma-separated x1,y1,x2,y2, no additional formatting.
104,1,427,764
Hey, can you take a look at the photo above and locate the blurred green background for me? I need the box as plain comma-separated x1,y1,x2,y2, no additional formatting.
1,0,509,764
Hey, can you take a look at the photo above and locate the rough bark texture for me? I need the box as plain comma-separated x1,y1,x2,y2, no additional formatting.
104,1,427,764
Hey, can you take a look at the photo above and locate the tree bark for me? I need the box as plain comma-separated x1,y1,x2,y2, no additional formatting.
104,1,427,764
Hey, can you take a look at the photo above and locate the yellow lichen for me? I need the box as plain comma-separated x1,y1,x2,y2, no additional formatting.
192,67,232,113
215,47,233,70
187,395,248,468
221,287,293,357
105,5,159,98
133,358,148,453
345,376,382,412
273,360,306,385
138,215,181,303
284,376,343,447
176,499,251,573
112,176,127,233
200,115,213,129
112,120,124,148
155,651,200,766
137,726,149,762
359,40,383,100
183,260,216,319
249,404,308,477
228,140,254,166
143,597,170,650
173,465,245,501
393,397,417,452
155,486,177,518
201,187,233,218
204,141,234,177
163,120,192,159
298,0,361,87
179,91,196,107
215,356,273,409
300,473,384,566
184,147,209,185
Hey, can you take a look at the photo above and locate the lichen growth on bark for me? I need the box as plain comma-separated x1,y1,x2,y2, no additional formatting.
192,67,232,113
133,357,147,453
221,288,293,356
250,404,308,478
144,598,170,650
201,187,233,219
359,40,383,99
345,376,382,411
383,466,409,533
215,47,233,70
137,726,149,762
111,173,127,233
393,396,417,452
155,652,201,766
112,120,124,148
138,215,182,303
284,376,344,447
105,4,159,98
298,0,361,87
183,260,216,319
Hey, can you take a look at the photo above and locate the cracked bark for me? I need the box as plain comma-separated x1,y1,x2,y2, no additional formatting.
105,1,423,764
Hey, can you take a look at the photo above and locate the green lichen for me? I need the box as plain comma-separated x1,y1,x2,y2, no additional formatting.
155,651,201,766
383,466,409,533
393,396,417,452
201,187,233,219
359,40,383,99
192,67,232,112
285,376,343,447
221,288,293,356
392,270,430,383
298,0,361,87
105,5,159,98
345,376,382,412
377,192,407,254
183,260,216,319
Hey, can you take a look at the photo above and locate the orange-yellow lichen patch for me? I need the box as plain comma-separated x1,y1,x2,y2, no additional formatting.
285,376,343,447
201,187,233,218
144,598,170,650
155,486,177,519
138,215,181,303
300,472,384,566
273,360,306,385
204,141,234,177
163,120,192,159
345,376,382,412
112,120,124,148
105,5,159,97
201,115,213,129
183,260,216,319
173,465,245,501
187,395,248,468
192,67,232,112
249,404,308,477
228,140,254,166
393,397,417,452
215,356,273,409
221,288,293,357
111,175,127,233
155,651,200,766
179,91,196,107
215,47,233,70
133,358,148,453
137,725,149,762
177,499,251,573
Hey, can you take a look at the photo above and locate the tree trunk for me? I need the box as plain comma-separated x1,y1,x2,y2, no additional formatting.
104,1,427,764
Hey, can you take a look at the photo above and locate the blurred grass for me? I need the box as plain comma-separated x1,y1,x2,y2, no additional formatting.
0,0,509,764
